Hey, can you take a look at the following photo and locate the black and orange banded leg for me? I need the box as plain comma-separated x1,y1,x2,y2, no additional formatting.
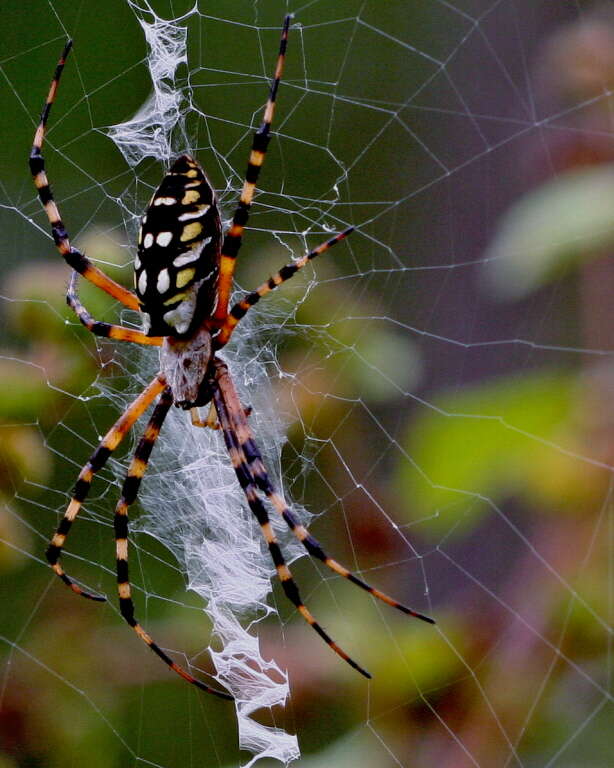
112,389,232,700
67,272,163,346
213,15,291,324
212,360,371,679
215,360,435,626
46,375,166,599
29,40,140,311
214,227,354,348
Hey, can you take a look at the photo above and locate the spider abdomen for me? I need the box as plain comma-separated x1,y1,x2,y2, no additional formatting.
135,155,222,338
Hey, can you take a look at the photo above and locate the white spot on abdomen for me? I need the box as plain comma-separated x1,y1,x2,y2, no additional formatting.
156,231,173,247
157,268,170,294
173,237,211,267
178,205,210,221
138,271,147,294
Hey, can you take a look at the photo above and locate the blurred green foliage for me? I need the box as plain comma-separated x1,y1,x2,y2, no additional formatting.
396,369,593,539
483,165,614,300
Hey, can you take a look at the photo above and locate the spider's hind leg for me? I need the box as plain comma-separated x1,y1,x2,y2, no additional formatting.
213,359,371,679
113,387,233,700
214,360,435,625
46,375,166,599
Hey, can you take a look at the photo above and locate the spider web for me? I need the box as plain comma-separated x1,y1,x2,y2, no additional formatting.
1,0,612,767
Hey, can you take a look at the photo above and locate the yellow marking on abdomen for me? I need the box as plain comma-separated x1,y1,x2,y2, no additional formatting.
163,292,187,306
182,190,200,204
180,222,202,242
176,267,195,288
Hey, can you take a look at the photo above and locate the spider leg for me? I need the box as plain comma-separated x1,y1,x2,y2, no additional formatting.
190,403,252,429
190,403,220,429
67,272,163,346
29,40,140,311
214,227,354,349
46,375,166,599
113,388,232,700
215,361,434,625
213,15,292,324
212,360,371,679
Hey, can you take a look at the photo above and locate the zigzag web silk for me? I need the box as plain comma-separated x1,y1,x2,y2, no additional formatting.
107,8,302,765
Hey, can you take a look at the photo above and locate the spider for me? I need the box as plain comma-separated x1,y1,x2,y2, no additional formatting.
30,16,434,699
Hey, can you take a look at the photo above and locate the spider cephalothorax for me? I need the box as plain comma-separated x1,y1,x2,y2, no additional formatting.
31,16,434,700
160,327,215,409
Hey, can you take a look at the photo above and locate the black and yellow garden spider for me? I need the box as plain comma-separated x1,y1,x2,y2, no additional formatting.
30,16,434,699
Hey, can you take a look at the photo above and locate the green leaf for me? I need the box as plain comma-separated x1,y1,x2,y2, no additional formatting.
395,370,575,540
483,165,614,299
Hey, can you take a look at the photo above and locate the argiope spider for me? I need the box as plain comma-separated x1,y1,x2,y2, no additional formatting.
30,16,434,699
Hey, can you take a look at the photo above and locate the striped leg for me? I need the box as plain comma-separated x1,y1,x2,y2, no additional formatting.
46,375,166,599
213,15,291,324
67,272,163,346
113,389,232,699
215,361,435,626
29,40,140,311
190,403,219,429
214,227,355,349
190,403,252,429
212,360,371,678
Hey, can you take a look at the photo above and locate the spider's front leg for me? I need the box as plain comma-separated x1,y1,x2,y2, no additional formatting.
31,41,140,310
213,14,292,324
214,227,354,349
